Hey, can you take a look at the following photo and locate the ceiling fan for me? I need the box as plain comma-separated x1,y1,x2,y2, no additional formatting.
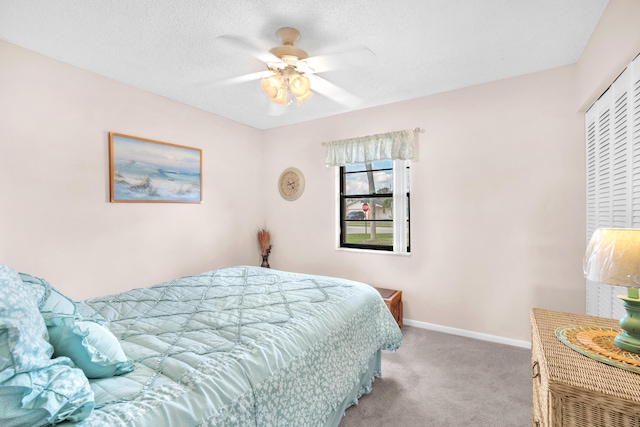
260,27,314,106
218,27,369,108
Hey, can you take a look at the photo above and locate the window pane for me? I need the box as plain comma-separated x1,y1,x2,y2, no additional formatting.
344,160,392,172
344,170,393,195
343,220,394,248
344,197,394,220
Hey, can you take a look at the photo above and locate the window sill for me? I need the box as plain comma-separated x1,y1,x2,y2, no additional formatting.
335,247,411,257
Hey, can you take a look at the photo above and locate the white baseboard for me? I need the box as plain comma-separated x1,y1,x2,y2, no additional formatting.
403,318,531,349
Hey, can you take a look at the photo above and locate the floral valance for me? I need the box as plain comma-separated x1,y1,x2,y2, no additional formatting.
323,129,416,167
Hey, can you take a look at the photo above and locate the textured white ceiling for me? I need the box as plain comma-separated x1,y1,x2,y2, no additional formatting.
0,0,608,130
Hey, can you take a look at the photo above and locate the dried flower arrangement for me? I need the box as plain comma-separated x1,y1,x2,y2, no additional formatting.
257,229,271,268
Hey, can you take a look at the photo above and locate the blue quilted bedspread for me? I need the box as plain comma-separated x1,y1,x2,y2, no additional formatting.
59,266,402,426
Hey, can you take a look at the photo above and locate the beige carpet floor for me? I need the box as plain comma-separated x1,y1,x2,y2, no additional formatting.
340,325,531,427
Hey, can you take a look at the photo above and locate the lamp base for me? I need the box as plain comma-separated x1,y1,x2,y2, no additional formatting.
615,296,640,354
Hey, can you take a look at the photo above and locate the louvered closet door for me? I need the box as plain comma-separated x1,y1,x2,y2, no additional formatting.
586,55,640,318
632,65,640,226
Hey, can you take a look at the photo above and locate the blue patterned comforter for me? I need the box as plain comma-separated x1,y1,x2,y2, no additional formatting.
59,266,402,426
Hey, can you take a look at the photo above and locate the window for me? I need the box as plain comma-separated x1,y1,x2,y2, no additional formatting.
323,127,416,253
339,159,410,253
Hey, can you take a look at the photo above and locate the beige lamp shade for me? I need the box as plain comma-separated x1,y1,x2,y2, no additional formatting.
289,74,311,97
584,228,640,286
260,71,313,106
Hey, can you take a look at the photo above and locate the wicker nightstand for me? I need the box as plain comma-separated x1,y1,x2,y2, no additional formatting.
375,287,402,328
530,308,640,426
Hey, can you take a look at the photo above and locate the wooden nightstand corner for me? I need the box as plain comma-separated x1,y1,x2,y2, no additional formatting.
375,287,402,328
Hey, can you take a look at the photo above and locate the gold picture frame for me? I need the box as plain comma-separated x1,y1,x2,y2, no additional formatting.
109,132,202,203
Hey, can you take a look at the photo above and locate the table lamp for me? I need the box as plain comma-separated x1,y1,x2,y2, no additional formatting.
584,228,640,353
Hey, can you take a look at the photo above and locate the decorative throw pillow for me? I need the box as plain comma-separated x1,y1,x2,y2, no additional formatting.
0,264,94,424
0,264,53,382
47,317,134,379
18,272,78,321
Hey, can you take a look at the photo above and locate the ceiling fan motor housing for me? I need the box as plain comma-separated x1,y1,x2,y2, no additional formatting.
270,27,309,64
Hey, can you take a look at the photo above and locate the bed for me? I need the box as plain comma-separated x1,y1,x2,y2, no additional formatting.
0,265,402,427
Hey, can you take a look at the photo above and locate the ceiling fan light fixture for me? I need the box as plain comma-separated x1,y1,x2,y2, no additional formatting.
261,70,313,106
289,74,311,98
258,28,318,107
260,75,283,99
272,88,288,106
295,89,313,105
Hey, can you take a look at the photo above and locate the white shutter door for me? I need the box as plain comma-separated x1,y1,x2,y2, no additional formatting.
596,91,612,228
585,107,599,316
611,73,630,228
632,58,640,227
585,56,640,318
586,89,615,317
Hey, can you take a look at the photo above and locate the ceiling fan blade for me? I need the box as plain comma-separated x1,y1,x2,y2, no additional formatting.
217,35,281,64
310,75,361,108
218,70,273,85
299,45,375,74
193,70,274,88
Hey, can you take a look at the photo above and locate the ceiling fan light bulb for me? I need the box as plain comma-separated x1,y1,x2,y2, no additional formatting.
272,87,289,106
290,74,311,97
261,85,278,99
260,75,283,99
296,90,313,105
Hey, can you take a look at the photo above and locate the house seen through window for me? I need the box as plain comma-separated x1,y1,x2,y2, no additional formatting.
339,159,410,253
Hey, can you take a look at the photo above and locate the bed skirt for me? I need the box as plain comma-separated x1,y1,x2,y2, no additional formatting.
326,350,382,426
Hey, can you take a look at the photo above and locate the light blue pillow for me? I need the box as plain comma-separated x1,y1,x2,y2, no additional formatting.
0,265,53,382
18,272,77,321
0,264,94,424
47,317,135,379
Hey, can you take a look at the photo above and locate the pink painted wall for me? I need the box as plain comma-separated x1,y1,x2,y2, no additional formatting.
262,65,583,342
0,41,265,299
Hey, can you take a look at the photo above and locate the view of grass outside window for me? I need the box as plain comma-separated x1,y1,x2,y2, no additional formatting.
340,160,410,252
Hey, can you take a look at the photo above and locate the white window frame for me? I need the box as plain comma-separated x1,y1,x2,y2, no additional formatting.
335,159,410,254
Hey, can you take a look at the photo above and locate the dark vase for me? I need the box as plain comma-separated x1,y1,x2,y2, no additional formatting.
261,255,270,268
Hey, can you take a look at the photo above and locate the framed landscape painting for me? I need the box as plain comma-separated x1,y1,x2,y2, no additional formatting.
109,133,202,203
